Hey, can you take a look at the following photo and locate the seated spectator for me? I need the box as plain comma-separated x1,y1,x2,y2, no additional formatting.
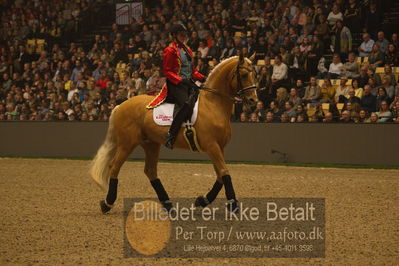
219,39,236,60
130,71,145,97
95,71,110,91
287,46,307,81
340,110,354,123
391,99,399,122
294,103,307,119
265,111,275,123
299,38,312,53
239,112,248,122
197,41,209,59
385,44,399,67
375,31,389,53
358,33,375,57
358,65,369,88
253,101,266,122
358,109,370,123
366,77,379,97
320,78,335,103
368,44,385,68
376,100,392,122
266,101,283,119
344,102,360,122
284,101,297,122
323,112,335,123
335,77,350,103
288,88,302,109
347,88,361,105
328,54,343,78
327,4,343,27
297,27,313,46
294,79,306,98
296,114,306,122
390,94,399,110
275,87,288,110
280,112,290,123
367,67,382,85
351,79,364,98
383,65,397,86
271,55,289,94
380,76,395,99
369,112,379,123
303,76,321,103
146,69,165,96
280,47,290,63
361,85,377,113
313,103,325,121
341,53,359,78
249,113,259,123
317,57,328,79
376,87,391,111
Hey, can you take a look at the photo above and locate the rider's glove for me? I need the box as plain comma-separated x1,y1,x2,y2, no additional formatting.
180,78,192,88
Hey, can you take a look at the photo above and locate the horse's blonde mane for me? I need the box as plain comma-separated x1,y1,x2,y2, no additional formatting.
206,56,253,84
206,56,237,81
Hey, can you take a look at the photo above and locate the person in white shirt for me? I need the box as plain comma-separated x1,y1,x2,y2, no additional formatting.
271,55,288,98
272,55,288,81
358,33,375,57
335,77,350,103
328,54,343,78
327,5,343,26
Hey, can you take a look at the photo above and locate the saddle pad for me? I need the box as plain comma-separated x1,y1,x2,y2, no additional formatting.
153,97,199,126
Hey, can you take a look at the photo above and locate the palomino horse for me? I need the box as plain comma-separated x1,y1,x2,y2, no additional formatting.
90,53,258,214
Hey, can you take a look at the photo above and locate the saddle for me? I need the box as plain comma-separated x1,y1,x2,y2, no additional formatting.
147,83,202,152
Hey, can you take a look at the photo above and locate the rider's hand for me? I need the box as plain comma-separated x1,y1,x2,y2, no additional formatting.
180,78,192,87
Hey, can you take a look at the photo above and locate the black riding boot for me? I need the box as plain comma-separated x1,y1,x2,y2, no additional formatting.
165,103,191,149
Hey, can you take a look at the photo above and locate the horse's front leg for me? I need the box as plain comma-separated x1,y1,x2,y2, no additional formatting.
196,143,238,212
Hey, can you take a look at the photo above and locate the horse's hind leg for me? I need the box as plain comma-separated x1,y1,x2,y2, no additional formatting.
142,142,173,211
100,145,135,214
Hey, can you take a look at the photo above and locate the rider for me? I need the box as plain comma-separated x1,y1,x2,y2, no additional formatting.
163,23,205,149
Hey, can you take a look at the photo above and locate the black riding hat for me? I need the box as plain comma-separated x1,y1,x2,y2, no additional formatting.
170,23,188,35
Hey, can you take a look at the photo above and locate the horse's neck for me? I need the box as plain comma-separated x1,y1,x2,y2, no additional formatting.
202,63,235,118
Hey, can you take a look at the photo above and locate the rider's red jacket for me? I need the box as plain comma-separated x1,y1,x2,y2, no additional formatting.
162,41,204,85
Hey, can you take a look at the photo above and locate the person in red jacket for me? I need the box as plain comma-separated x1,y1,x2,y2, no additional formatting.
163,23,205,149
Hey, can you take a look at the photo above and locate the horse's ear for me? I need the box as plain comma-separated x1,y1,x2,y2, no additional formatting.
239,50,244,64
249,52,256,63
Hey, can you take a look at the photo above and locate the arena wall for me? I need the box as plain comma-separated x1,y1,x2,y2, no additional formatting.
0,122,398,166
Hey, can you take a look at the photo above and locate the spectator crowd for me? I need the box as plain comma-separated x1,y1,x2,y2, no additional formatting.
0,0,398,123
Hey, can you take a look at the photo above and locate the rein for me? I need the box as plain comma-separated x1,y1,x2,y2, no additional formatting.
200,61,257,103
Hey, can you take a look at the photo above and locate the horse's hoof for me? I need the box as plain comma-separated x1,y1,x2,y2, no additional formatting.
195,195,209,207
100,200,112,214
226,199,239,213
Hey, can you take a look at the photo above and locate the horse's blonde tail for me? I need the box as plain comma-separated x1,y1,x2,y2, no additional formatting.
89,105,119,191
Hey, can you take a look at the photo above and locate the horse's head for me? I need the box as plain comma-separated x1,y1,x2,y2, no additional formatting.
233,53,258,108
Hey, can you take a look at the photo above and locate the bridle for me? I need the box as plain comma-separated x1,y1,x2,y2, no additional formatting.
201,60,257,102
235,64,257,100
